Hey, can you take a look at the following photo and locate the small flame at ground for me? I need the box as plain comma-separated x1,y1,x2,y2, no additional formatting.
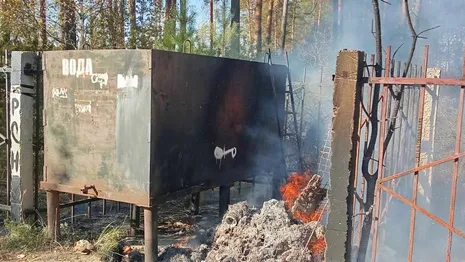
280,172,327,257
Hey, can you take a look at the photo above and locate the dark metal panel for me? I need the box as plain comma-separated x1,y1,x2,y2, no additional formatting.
42,50,151,206
150,50,287,197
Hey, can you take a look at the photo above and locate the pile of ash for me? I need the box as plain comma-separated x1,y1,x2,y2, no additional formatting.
158,199,326,262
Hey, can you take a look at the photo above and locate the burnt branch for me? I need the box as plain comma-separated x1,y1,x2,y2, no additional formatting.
358,1,439,261
382,2,440,153
392,43,405,60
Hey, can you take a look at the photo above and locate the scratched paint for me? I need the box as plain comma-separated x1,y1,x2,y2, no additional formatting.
52,88,68,99
42,49,287,206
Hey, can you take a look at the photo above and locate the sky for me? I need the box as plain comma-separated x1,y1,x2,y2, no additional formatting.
190,0,210,28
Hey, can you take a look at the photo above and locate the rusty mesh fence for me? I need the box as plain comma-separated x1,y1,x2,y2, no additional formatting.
350,45,465,262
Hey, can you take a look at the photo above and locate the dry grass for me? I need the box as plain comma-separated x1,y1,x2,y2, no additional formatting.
0,220,50,252
0,218,127,261
93,223,126,259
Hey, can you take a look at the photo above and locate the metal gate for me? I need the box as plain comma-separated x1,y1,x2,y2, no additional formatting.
349,45,465,261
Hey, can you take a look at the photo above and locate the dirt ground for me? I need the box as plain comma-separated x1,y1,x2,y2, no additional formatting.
0,248,102,262
0,181,273,262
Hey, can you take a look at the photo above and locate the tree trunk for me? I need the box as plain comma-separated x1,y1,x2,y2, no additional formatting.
317,0,322,27
165,0,171,17
290,1,295,44
210,0,214,51
60,0,77,50
180,0,187,49
107,0,116,48
230,0,240,56
164,0,176,49
266,0,274,45
78,0,86,49
332,0,342,42
274,0,280,49
154,0,162,40
357,0,383,261
129,0,137,48
254,0,263,55
280,0,289,52
247,0,253,44
40,0,47,49
222,0,226,55
116,0,126,48
165,0,177,18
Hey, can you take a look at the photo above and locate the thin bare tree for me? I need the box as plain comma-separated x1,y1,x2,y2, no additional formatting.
356,0,439,261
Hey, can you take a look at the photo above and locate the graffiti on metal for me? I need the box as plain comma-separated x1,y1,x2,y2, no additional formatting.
42,49,288,206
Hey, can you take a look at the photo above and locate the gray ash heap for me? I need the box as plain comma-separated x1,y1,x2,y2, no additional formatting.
159,199,326,262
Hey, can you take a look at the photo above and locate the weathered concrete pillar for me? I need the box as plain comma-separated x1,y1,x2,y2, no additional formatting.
325,50,364,262
9,51,37,221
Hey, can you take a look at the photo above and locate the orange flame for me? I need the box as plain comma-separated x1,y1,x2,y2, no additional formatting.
280,172,327,256
308,237,327,256
280,172,324,223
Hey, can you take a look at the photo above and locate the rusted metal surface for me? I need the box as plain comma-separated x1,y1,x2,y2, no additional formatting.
407,45,428,261
149,50,287,198
41,49,288,207
377,152,465,184
367,77,465,86
144,206,158,262
42,50,152,206
46,191,60,241
378,183,465,239
445,49,465,262
346,45,465,261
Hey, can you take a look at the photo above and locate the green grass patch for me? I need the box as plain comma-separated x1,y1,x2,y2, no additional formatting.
0,220,50,252
93,223,126,259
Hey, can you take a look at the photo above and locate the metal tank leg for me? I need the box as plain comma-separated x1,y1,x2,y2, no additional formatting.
130,205,141,236
219,185,230,217
46,190,60,241
144,206,158,262
272,177,281,200
190,193,200,215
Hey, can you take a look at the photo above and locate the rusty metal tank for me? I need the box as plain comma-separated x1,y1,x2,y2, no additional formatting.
40,49,287,207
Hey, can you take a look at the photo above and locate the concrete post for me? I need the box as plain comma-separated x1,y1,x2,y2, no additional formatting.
9,51,36,221
325,50,364,261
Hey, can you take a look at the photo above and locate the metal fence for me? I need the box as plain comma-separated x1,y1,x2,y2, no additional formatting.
350,45,465,261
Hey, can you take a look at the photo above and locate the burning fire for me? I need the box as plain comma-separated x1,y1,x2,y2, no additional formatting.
280,172,327,257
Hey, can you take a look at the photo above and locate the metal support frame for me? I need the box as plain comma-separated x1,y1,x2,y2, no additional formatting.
219,185,230,217
190,192,200,215
130,205,141,236
144,206,158,262
348,45,465,262
47,190,60,241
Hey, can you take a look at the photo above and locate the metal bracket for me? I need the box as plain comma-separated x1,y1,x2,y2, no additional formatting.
81,184,98,196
